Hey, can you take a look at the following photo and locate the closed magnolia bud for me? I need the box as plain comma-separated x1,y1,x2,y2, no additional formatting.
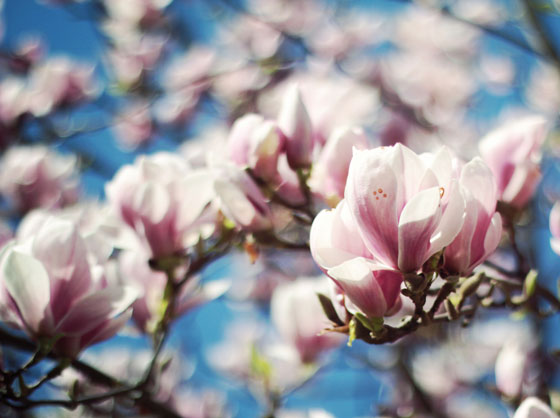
278,85,313,170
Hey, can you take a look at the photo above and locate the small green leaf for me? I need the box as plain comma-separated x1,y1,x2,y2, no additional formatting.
524,269,538,298
347,317,357,347
316,293,343,326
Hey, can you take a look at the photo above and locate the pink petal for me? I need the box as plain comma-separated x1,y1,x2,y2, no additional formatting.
397,187,442,272
2,247,52,334
328,258,388,318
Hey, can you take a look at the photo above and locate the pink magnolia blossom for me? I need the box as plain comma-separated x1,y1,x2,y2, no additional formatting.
27,57,99,116
309,126,369,207
479,115,548,208
106,153,216,258
113,101,154,150
117,248,229,333
0,145,79,213
212,163,273,232
345,144,465,272
270,277,343,363
444,158,502,276
513,397,558,418
228,113,283,182
550,201,560,255
277,85,313,169
310,201,402,318
0,216,137,357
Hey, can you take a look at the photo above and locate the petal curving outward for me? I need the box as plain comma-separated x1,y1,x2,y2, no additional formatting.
55,285,138,336
2,248,52,334
328,258,386,318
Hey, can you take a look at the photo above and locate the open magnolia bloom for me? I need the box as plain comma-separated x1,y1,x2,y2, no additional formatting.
344,143,466,273
106,152,217,259
0,216,137,358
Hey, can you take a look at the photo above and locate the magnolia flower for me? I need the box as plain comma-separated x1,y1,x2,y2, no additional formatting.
310,201,402,318
444,158,502,276
344,144,465,272
118,248,229,333
228,113,283,182
550,201,560,256
513,397,558,418
270,277,343,363
277,85,313,169
0,216,137,357
309,126,369,207
212,163,273,232
27,57,99,116
106,153,216,258
479,115,548,208
0,145,79,213
113,101,154,150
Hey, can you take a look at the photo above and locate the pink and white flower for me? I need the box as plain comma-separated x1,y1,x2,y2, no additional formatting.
479,115,548,209
444,158,502,275
550,201,560,256
344,144,465,272
270,277,343,363
0,216,137,357
0,145,79,213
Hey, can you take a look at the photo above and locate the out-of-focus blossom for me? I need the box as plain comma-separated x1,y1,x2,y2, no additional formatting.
0,78,30,125
451,0,510,26
344,144,465,272
444,158,502,276
163,45,216,94
495,341,534,398
479,115,548,208
118,248,229,333
394,7,479,57
259,69,379,146
277,85,313,169
10,37,44,73
478,54,515,94
216,15,281,60
513,397,558,418
103,0,172,28
276,409,335,418
310,201,402,318
173,388,230,418
0,145,79,213
526,63,560,115
379,52,475,125
309,126,369,207
153,91,198,126
106,152,216,258
208,318,316,396
107,34,166,87
0,216,137,357
228,113,283,182
212,163,273,232
113,101,153,150
270,277,343,363
550,201,560,255
27,57,99,116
